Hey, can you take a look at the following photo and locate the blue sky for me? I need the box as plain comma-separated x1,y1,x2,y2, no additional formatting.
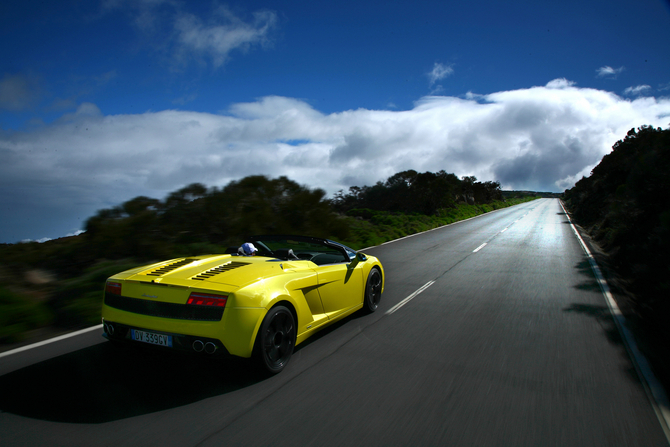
1,0,669,243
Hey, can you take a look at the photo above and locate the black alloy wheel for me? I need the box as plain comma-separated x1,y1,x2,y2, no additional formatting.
363,268,382,313
255,306,296,374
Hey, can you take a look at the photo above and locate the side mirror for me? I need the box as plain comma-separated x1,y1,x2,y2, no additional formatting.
356,252,367,262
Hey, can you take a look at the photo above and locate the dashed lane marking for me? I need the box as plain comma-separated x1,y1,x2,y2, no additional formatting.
473,243,487,253
386,281,435,315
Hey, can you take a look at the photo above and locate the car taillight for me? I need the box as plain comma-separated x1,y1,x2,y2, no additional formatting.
187,292,228,307
106,281,122,295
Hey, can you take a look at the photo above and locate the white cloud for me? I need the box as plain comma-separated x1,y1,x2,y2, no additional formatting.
546,78,576,89
464,91,487,102
172,92,198,105
101,0,179,33
624,85,652,96
102,0,278,69
428,63,454,86
174,7,277,68
2,79,670,242
596,65,625,78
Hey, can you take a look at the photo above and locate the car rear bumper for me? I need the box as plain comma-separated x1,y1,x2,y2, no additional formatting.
101,304,265,358
102,319,231,356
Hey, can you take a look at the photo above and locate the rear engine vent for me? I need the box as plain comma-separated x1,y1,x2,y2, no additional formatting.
192,261,249,281
146,259,197,277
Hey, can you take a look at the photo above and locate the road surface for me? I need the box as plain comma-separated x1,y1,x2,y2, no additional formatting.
1,198,667,446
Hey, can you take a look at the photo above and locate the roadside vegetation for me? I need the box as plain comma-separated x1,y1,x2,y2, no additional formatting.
563,125,670,384
0,170,538,345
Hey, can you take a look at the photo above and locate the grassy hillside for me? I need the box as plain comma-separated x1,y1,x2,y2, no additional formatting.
0,179,537,347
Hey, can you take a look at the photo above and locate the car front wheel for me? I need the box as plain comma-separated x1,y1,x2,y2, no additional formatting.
363,268,382,313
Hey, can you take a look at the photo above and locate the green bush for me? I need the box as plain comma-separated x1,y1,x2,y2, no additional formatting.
49,260,141,327
0,287,53,343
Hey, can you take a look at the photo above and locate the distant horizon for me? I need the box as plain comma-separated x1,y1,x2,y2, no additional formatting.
8,182,559,245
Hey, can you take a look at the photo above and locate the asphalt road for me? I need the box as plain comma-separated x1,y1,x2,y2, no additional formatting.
1,198,667,446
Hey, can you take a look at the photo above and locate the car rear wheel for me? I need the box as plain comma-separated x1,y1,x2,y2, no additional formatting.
254,305,296,374
363,268,382,313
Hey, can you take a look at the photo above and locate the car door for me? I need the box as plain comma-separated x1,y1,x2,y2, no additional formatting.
315,256,364,319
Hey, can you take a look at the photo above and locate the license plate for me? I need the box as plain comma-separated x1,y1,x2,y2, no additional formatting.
131,329,172,347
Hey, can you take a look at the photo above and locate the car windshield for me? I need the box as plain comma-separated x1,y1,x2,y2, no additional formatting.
334,241,357,260
248,236,352,264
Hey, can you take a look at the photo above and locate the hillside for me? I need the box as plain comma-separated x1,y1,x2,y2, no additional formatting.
563,125,670,383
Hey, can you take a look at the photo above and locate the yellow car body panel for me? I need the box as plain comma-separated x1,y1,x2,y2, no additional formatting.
100,237,384,365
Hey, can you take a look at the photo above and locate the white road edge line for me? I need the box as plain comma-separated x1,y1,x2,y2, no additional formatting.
560,200,670,441
363,199,538,251
473,243,487,253
375,204,513,249
386,281,435,315
0,324,103,359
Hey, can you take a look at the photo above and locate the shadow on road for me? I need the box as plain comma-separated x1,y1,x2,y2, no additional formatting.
562,302,640,385
564,259,641,385
0,342,268,423
563,303,623,346
0,311,364,424
566,260,621,345
572,259,601,292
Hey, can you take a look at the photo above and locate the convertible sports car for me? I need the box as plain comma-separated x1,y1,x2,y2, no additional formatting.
101,235,384,373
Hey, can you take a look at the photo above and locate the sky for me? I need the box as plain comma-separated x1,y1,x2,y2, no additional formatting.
1,0,669,243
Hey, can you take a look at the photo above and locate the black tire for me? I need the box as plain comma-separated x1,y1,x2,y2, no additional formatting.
254,306,296,374
363,268,382,313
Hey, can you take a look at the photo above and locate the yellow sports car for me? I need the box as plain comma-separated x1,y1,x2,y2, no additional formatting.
101,235,384,373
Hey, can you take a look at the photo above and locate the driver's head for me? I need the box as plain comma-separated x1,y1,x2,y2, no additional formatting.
240,242,258,256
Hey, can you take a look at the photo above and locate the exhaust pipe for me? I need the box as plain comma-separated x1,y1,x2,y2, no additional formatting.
204,342,217,354
104,322,115,336
192,340,204,352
